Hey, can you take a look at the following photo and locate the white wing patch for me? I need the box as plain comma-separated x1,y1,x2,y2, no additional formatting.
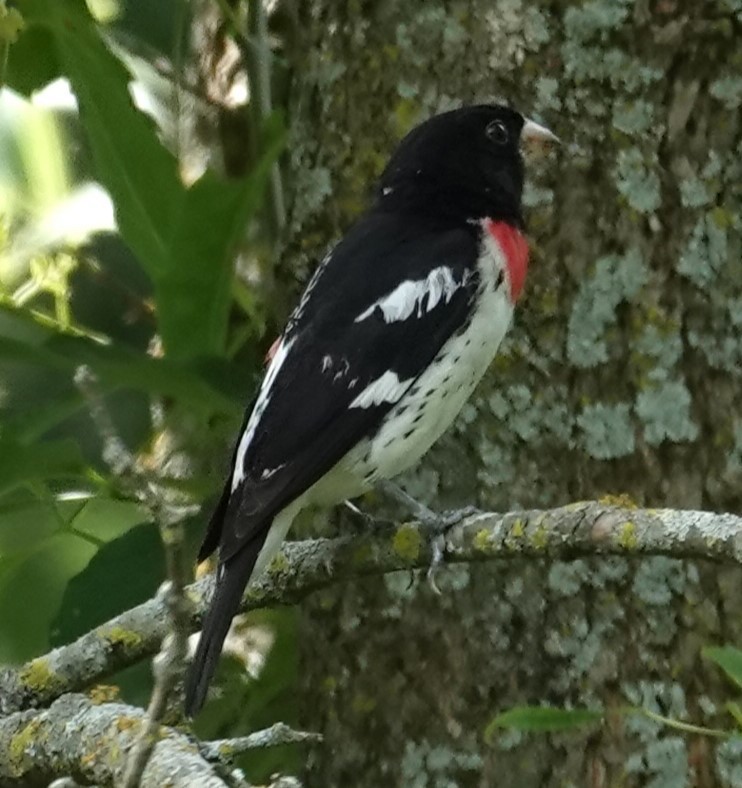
349,371,413,409
231,337,295,491
355,266,459,324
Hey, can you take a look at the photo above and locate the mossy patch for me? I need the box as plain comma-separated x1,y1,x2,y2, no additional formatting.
245,586,263,601
530,523,549,550
511,519,525,539
104,626,142,650
619,521,638,550
474,529,491,552
88,684,120,704
116,716,139,733
267,552,289,574
80,750,97,768
19,658,60,693
392,524,422,561
599,493,638,508
9,718,42,776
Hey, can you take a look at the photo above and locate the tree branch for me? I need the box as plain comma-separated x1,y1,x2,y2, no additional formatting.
0,694,228,787
1,502,741,715
202,722,323,760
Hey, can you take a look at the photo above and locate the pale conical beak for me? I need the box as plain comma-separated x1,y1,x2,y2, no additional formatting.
521,118,560,148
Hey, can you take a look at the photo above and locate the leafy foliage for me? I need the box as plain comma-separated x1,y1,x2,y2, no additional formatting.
704,646,742,692
8,0,283,360
485,706,603,739
0,0,291,772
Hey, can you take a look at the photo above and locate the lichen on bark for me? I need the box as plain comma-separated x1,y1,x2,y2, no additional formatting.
281,1,742,785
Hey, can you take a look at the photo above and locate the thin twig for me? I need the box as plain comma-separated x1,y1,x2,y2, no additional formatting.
121,565,190,786
630,706,730,739
202,723,323,761
74,365,136,480
74,365,193,787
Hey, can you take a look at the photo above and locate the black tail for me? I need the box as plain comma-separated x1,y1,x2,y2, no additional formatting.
184,545,258,716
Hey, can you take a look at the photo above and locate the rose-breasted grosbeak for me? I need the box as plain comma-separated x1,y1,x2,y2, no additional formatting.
185,105,557,715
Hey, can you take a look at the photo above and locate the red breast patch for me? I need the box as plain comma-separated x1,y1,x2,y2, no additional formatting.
484,219,529,302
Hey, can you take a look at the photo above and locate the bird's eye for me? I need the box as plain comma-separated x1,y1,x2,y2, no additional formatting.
485,119,509,145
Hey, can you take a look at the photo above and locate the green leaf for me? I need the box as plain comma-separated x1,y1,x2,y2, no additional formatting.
485,706,604,740
0,491,84,555
704,646,742,691
725,701,742,731
11,0,284,360
0,496,62,556
51,521,162,645
153,151,282,362
51,512,205,646
4,20,61,94
0,491,146,556
0,309,241,418
0,533,96,662
0,435,87,495
65,496,148,544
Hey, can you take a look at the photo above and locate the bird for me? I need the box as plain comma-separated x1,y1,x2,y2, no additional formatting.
184,104,558,715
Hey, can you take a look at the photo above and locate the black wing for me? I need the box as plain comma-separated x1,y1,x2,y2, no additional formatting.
185,211,479,714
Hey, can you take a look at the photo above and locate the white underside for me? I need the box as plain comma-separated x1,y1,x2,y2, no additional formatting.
246,226,513,586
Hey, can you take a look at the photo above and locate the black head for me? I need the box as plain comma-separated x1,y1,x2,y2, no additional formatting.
377,105,554,227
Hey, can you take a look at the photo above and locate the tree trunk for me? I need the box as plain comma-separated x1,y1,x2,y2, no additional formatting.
282,1,742,785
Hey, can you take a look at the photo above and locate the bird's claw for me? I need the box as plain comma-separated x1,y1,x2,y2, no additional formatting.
426,534,446,595
422,507,481,594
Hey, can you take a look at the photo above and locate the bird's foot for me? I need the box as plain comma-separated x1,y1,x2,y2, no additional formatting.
374,480,481,593
418,506,480,595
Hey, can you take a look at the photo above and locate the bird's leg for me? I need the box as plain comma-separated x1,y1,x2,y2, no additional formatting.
343,499,375,529
374,479,480,530
343,499,394,532
343,498,371,523
373,479,439,524
374,479,481,593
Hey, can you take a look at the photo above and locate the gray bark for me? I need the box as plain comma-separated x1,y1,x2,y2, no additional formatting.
0,695,227,787
283,2,742,785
